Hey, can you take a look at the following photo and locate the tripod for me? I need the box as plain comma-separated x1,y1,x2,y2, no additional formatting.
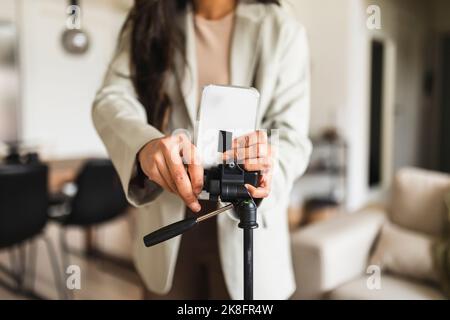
143,131,259,300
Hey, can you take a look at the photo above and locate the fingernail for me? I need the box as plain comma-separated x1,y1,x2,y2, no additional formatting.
191,202,201,213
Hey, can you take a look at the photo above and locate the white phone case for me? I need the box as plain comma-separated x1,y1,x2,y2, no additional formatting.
195,85,260,169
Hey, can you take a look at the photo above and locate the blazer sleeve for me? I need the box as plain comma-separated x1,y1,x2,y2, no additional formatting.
92,28,165,207
261,22,312,208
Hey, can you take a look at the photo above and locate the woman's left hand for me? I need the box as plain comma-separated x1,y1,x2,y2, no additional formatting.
224,130,274,199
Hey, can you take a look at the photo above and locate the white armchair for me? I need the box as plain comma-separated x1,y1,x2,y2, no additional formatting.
291,168,450,300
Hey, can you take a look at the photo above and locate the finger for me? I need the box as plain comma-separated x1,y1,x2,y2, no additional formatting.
242,158,272,172
186,151,204,195
162,147,200,213
245,183,270,199
149,166,171,191
180,140,204,195
188,163,203,195
225,143,269,162
233,130,268,148
156,158,177,193
170,164,200,212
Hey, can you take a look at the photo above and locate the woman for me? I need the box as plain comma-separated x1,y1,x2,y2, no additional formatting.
92,0,311,299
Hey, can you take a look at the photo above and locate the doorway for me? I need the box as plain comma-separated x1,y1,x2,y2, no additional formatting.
439,35,450,173
368,40,385,187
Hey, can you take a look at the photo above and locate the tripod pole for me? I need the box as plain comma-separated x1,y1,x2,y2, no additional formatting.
243,228,253,300
235,199,258,301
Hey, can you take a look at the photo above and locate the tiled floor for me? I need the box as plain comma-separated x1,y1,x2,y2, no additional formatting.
0,222,144,300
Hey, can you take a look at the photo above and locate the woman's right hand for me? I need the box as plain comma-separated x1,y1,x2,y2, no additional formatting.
138,134,203,213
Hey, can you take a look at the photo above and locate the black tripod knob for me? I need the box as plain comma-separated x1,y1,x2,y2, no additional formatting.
235,199,258,230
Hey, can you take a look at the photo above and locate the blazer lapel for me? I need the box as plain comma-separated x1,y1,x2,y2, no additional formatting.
175,5,198,128
230,3,264,87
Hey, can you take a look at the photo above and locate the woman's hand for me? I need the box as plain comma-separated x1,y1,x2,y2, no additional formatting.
225,130,274,199
138,134,203,212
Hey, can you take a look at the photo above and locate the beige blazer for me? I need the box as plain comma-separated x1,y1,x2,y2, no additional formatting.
92,1,311,300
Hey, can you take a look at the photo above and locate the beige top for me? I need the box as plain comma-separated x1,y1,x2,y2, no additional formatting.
194,11,235,101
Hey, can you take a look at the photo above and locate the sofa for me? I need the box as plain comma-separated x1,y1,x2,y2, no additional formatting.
291,167,450,300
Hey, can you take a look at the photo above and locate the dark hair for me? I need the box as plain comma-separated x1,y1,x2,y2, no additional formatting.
122,0,280,130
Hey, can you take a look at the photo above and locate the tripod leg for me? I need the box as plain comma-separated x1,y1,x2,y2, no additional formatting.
243,228,253,300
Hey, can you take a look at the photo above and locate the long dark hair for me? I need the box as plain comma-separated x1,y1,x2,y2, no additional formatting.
122,0,280,130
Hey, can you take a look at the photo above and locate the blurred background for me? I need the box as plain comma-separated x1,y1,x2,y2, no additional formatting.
0,0,449,300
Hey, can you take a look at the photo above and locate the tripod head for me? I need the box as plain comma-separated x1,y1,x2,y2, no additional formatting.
203,130,259,202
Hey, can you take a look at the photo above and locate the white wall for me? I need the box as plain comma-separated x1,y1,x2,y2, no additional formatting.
17,0,130,159
287,0,372,209
288,0,436,209
0,0,15,21
0,0,19,146
284,0,353,137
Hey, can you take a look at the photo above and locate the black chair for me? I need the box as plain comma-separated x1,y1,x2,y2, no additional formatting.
51,159,129,278
0,164,66,299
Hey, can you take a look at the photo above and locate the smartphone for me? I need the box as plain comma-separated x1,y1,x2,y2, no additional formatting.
195,85,260,170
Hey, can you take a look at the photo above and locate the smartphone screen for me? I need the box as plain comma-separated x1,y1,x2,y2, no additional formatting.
195,85,260,169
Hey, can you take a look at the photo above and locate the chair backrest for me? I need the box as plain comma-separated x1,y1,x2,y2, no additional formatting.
64,159,128,226
389,167,450,237
0,164,48,248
